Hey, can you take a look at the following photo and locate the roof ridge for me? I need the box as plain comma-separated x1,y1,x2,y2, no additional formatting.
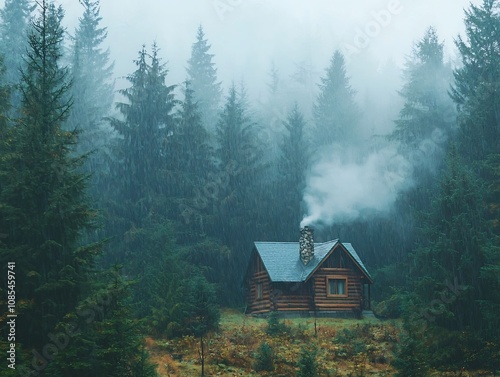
254,239,339,245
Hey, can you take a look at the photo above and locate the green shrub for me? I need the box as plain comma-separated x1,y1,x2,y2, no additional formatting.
253,341,274,372
298,346,318,377
266,311,290,336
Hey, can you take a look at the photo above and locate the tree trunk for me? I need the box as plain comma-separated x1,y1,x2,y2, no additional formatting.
200,335,205,377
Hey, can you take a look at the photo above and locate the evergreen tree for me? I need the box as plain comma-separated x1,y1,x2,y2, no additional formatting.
391,27,455,149
186,25,222,132
268,61,280,96
288,60,317,121
297,346,319,377
410,147,486,330
181,274,220,377
214,84,265,303
44,269,158,377
103,43,178,321
67,0,114,178
447,0,500,348
276,103,309,240
107,43,176,224
313,50,359,147
215,84,263,239
0,0,35,113
377,28,457,290
0,0,101,349
0,55,11,136
253,342,274,372
451,0,500,161
171,80,214,236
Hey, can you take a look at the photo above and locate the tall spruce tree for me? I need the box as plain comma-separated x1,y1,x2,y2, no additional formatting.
214,84,265,303
186,25,222,132
103,44,179,320
0,0,101,350
171,81,215,235
44,268,158,377
381,28,457,277
276,103,309,240
449,0,500,350
411,147,486,330
451,0,500,161
391,27,455,149
108,43,176,221
0,55,10,135
67,0,114,177
0,0,34,113
313,50,359,148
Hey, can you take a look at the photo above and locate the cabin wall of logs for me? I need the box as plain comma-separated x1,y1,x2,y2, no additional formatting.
312,267,362,311
245,246,369,315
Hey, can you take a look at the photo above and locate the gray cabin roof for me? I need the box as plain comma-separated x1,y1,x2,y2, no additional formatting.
253,240,372,283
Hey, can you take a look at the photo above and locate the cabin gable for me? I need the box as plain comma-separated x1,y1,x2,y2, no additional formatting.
310,245,366,312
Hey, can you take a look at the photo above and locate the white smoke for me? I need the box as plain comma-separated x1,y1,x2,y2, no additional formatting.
300,129,446,228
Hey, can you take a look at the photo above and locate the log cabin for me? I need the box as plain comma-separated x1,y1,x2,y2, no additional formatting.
245,227,373,317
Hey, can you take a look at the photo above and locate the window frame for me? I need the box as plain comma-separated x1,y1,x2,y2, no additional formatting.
326,275,348,298
257,282,263,299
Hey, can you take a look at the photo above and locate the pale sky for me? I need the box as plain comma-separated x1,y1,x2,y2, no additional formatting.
1,0,483,99
57,1,479,86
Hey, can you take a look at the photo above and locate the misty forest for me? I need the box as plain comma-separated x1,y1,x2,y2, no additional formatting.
0,0,499,376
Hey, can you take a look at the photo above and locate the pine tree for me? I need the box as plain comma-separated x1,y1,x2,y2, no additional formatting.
447,0,500,347
181,274,219,377
297,346,319,377
253,342,274,372
169,80,213,194
411,146,486,330
103,43,178,319
67,0,114,176
0,0,101,349
391,27,455,149
171,80,215,234
214,84,265,303
215,84,263,238
0,55,11,136
313,50,359,147
393,321,429,377
276,103,309,239
0,0,35,113
44,269,158,377
382,28,457,288
186,25,222,132
108,43,176,220
451,0,500,161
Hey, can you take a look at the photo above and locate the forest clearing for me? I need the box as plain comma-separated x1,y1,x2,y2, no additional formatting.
145,310,493,377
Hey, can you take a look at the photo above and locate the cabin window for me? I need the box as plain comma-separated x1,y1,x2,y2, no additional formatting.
257,283,263,299
326,276,348,297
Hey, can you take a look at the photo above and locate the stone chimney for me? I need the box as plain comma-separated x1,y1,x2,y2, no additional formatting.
299,226,314,265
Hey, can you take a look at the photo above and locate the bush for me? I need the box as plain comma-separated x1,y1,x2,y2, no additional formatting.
266,311,290,336
253,341,274,372
298,346,318,377
392,329,428,377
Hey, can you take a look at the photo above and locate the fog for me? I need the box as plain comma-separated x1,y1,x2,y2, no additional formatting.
50,0,479,227
53,0,478,99
1,0,479,227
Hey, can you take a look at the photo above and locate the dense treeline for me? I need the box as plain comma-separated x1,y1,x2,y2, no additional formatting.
0,0,498,375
